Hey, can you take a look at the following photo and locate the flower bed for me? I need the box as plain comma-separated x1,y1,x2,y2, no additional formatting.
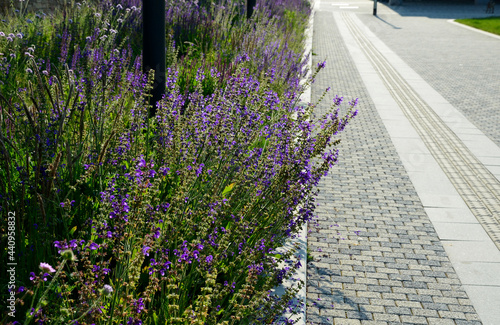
0,0,357,323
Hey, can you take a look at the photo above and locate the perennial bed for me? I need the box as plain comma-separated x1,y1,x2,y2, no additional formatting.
0,0,357,323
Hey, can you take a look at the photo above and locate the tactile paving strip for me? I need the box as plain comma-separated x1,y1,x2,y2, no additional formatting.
341,11,500,250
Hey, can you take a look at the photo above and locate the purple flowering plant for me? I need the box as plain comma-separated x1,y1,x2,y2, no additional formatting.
0,0,357,323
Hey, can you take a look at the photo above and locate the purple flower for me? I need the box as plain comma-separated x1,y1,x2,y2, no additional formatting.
205,255,213,264
101,284,113,297
159,166,170,175
127,317,142,325
142,246,151,256
39,262,55,273
29,272,36,281
192,250,200,260
333,95,343,106
134,298,145,313
42,273,51,281
163,261,171,270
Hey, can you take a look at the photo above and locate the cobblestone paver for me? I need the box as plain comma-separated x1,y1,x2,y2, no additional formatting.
306,10,482,324
358,5,500,146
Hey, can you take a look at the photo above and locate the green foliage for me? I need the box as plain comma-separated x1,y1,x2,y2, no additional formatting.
456,16,500,36
0,1,358,324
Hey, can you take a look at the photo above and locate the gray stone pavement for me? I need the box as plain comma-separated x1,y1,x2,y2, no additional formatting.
306,1,500,324
359,3,500,147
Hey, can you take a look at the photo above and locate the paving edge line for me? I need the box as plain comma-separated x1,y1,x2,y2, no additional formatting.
335,11,500,325
447,19,500,40
271,1,317,324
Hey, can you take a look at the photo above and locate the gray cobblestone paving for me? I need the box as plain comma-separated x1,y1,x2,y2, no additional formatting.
357,5,500,147
306,10,482,325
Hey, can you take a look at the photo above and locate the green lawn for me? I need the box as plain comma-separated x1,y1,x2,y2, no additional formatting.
456,16,500,36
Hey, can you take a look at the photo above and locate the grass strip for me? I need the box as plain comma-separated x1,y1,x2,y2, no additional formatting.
456,16,500,36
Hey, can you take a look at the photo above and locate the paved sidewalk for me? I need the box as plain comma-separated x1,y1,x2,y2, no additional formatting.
307,1,500,324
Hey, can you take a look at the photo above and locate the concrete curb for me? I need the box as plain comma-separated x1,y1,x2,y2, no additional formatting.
272,1,317,323
294,1,320,323
447,19,500,40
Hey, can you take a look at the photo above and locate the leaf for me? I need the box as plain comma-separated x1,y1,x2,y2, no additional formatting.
69,226,77,236
222,183,235,197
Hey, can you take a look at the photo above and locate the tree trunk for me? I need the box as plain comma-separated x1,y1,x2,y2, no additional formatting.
143,0,166,116
247,0,257,19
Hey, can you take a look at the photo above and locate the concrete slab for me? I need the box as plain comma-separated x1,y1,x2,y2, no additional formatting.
406,171,460,196
463,285,500,325
418,193,469,209
424,207,480,224
462,136,500,157
479,156,500,166
399,152,441,173
376,108,408,122
453,262,500,286
485,165,500,177
441,240,500,263
389,137,432,155
432,222,489,241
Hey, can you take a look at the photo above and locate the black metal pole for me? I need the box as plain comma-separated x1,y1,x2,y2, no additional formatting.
373,0,377,15
246,0,256,19
143,0,166,116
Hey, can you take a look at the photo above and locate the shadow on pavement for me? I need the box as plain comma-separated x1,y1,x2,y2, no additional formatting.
307,287,370,324
376,15,403,28
377,0,497,19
